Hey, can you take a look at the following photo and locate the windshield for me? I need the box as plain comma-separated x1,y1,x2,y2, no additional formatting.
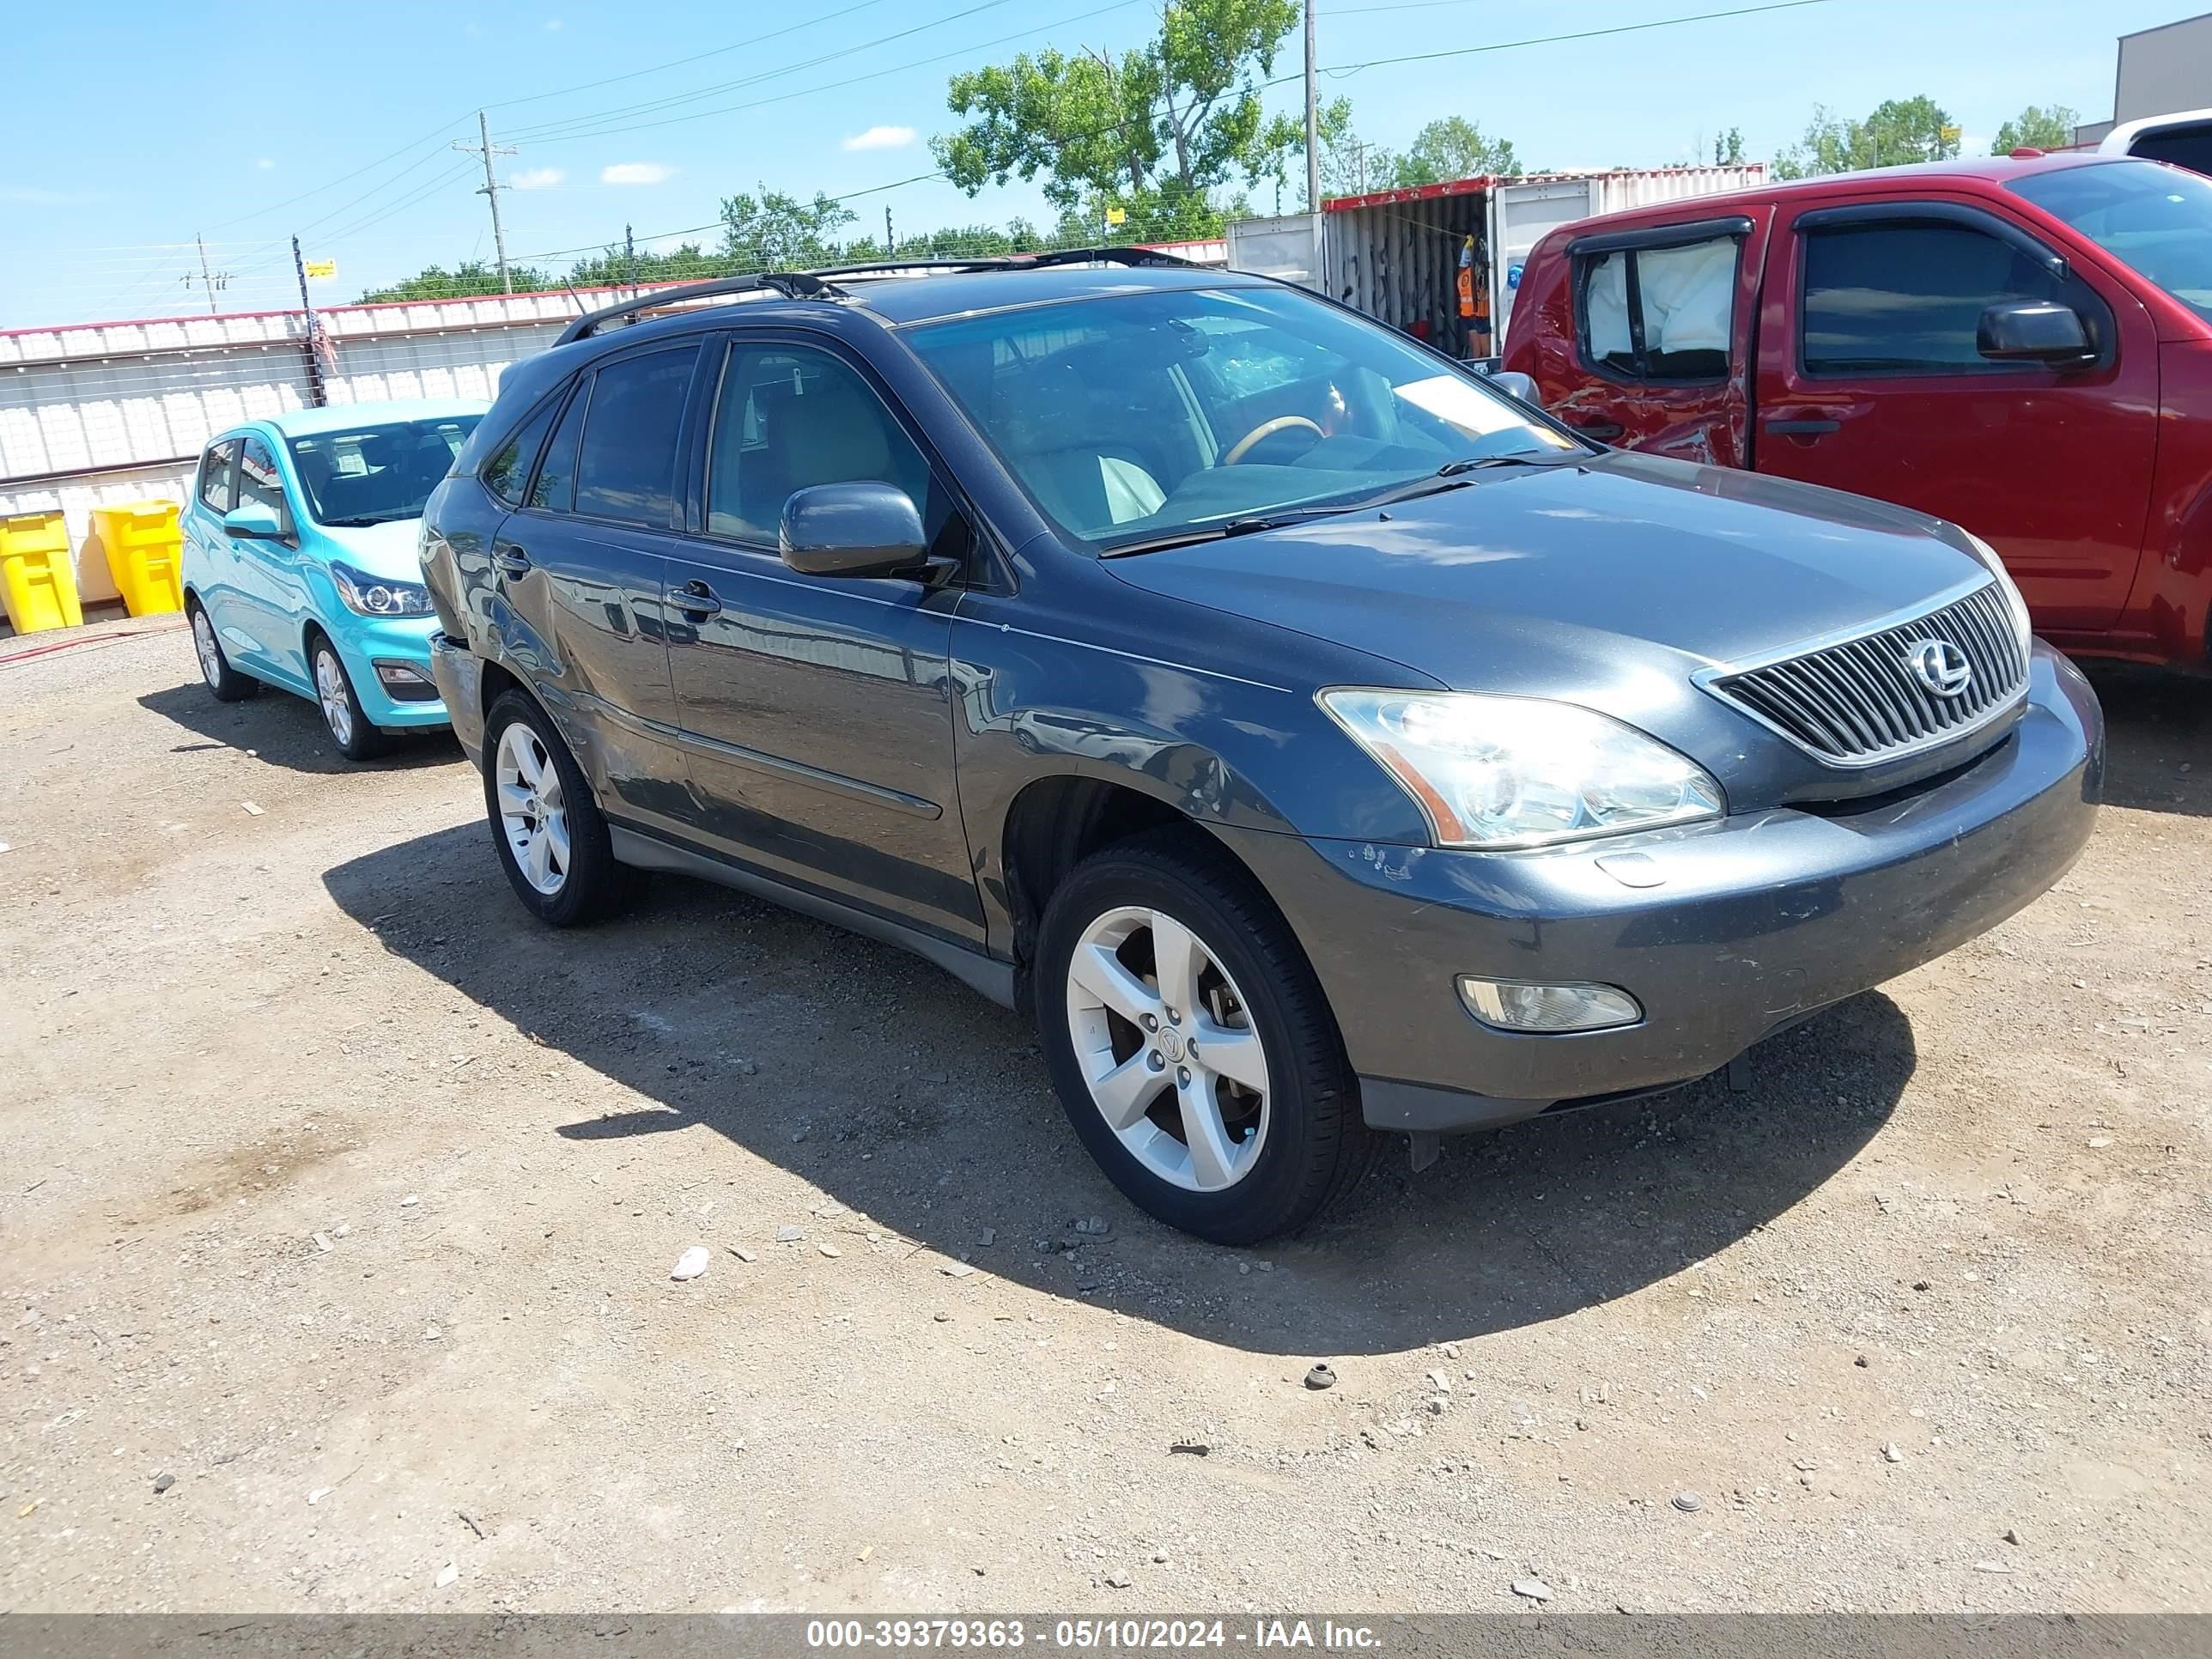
285,416,483,526
2012,161,2212,323
902,285,1580,552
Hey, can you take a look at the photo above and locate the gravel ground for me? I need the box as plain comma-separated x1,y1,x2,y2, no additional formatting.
1,622,2206,1614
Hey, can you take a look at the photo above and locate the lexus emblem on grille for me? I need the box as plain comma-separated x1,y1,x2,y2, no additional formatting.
1906,639,1974,698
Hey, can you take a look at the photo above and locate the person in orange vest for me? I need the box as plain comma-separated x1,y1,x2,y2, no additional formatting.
1457,234,1492,357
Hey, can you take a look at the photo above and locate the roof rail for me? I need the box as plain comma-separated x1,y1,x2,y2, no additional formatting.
802,246,1205,284
554,273,837,345
805,256,1025,280
1018,246,1203,270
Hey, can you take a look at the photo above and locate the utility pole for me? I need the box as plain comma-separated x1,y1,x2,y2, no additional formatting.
885,206,895,257
191,234,231,315
1303,0,1321,214
454,111,517,293
624,222,637,295
291,235,327,407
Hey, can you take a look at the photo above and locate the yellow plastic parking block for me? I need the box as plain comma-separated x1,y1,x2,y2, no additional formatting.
91,500,185,617
0,510,83,634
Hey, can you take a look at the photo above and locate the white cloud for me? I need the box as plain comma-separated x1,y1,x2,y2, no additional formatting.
1,185,86,204
600,162,675,185
842,125,916,153
255,157,275,170
544,17,562,28
512,167,565,190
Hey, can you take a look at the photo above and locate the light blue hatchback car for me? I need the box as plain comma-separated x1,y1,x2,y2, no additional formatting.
181,399,487,758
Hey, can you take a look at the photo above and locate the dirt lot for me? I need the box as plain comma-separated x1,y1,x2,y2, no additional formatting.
2,619,2207,1614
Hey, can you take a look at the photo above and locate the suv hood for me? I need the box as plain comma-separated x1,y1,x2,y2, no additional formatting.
1104,451,1987,690
1103,450,2000,808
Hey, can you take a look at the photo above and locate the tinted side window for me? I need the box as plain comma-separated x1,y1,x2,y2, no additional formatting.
1579,234,1738,381
528,386,587,513
1801,222,2068,374
198,440,238,512
238,436,290,533
704,343,964,563
574,348,696,526
483,395,561,505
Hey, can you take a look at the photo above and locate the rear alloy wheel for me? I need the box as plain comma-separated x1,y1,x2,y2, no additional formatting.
482,690,620,926
311,636,390,761
1036,829,1374,1243
189,599,258,702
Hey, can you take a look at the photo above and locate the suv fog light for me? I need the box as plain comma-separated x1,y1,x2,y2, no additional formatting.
1457,976,1642,1033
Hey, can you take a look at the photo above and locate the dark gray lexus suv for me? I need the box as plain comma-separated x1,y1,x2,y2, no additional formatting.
421,254,2102,1243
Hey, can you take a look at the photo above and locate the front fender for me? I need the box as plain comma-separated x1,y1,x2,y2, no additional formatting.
949,563,1433,960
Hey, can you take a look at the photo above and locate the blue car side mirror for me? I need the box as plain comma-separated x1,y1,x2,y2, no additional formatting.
222,503,285,540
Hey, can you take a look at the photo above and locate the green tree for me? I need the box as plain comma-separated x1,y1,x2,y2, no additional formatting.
566,241,730,289
1389,116,1521,186
718,187,858,270
1773,95,1959,179
358,260,550,303
934,0,1301,238
1991,104,2078,154
1714,126,1746,165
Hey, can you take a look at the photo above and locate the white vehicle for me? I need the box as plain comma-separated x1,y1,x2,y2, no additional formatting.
2099,108,2212,175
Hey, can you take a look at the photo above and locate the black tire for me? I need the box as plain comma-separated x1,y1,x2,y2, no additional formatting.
187,596,259,702
1034,826,1375,1244
482,689,622,927
308,632,392,762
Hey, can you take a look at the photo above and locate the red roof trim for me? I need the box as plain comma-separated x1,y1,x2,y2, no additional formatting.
0,280,682,345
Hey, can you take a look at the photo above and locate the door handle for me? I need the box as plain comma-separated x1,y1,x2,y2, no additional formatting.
669,580,722,618
1565,416,1625,441
1765,418,1841,436
492,544,531,577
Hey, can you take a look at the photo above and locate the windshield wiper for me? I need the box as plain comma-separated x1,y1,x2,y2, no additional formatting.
1101,511,1341,557
319,511,416,527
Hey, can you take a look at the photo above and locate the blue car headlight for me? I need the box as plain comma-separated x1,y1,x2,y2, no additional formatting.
330,559,434,617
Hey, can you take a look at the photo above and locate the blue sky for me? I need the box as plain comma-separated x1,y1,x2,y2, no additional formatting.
0,0,2185,328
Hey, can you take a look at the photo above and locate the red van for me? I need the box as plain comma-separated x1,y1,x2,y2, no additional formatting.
1501,155,2212,668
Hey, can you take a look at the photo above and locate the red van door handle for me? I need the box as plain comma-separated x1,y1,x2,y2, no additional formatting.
1565,416,1625,441
1764,418,1841,436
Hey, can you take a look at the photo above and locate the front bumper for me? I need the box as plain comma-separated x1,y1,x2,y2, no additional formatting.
1229,646,2104,1133
331,613,449,729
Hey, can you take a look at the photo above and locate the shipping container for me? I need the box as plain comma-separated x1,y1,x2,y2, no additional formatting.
1227,166,1765,357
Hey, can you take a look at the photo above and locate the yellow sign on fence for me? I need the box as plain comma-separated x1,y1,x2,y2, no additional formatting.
1103,205,1127,227
303,259,337,280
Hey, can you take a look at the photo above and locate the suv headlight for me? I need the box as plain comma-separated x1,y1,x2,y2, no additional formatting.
331,560,434,617
1961,532,2033,652
1320,689,1724,850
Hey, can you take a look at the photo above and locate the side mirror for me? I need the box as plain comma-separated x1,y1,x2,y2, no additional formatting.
222,502,285,540
1484,370,1539,404
1978,301,2094,367
780,483,932,580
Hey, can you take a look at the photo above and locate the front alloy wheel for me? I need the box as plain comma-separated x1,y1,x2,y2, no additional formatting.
311,637,390,761
1065,905,1272,1192
1036,830,1374,1243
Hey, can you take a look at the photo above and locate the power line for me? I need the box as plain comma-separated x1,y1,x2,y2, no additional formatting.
485,0,897,110
503,0,1032,144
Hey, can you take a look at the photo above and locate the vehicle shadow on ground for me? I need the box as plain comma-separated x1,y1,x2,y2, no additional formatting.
137,681,463,775
325,822,1914,1356
2082,663,2212,818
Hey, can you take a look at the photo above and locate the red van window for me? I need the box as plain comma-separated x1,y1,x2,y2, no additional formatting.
1577,234,1739,383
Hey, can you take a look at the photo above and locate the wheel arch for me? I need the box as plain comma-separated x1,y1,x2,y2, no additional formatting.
997,771,1273,1018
